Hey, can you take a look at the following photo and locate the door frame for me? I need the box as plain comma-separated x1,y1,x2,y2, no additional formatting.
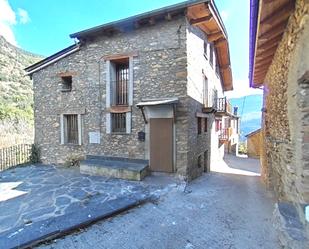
144,105,176,172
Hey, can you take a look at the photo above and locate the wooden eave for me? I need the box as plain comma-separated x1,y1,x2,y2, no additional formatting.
252,0,295,87
187,2,233,91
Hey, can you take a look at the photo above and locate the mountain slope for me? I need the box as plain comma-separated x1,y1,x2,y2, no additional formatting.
0,35,43,146
230,94,263,141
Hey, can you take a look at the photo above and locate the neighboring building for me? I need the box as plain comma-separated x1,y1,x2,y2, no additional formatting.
249,0,309,246
245,128,261,158
25,0,238,180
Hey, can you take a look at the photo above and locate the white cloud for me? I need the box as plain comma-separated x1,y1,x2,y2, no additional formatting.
18,8,30,24
220,10,229,22
0,0,17,45
0,0,30,46
225,79,263,99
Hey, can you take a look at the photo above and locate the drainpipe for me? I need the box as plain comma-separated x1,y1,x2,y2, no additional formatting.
249,0,259,88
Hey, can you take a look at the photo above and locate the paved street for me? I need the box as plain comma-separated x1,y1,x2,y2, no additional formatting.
0,164,175,248
38,155,280,249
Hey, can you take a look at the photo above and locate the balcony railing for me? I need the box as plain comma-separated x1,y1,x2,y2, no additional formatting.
218,128,233,141
203,89,218,112
217,97,234,115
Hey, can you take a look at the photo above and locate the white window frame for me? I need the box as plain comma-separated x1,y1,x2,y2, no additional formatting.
105,56,133,134
60,114,82,145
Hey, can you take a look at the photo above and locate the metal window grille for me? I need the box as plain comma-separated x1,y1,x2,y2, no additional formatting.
111,113,126,133
115,63,129,105
65,114,78,144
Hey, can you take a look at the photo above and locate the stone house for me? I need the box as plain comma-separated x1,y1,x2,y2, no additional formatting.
25,0,238,180
249,0,309,246
245,128,261,158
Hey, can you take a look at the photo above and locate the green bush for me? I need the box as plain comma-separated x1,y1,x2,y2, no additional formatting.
238,142,247,155
30,144,41,163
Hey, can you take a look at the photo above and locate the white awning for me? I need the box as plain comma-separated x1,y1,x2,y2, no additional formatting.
136,97,179,107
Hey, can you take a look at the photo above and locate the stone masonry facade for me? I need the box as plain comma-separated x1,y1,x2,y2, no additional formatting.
32,16,226,180
261,0,309,232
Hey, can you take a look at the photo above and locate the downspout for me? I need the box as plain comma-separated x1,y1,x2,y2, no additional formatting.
249,0,259,88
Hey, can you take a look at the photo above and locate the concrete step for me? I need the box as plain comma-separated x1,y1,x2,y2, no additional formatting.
80,155,149,181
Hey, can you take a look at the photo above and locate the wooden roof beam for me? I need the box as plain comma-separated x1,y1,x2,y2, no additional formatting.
260,1,294,26
220,64,231,71
256,47,276,58
189,15,213,25
208,31,222,42
255,52,274,62
165,13,172,21
258,21,286,41
258,34,283,50
149,17,156,25
214,38,225,47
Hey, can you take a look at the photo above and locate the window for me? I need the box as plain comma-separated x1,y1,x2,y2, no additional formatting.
61,76,72,91
111,59,129,106
209,44,214,66
203,76,208,106
64,114,78,144
203,41,208,59
215,119,221,132
111,113,126,133
197,117,202,135
204,150,208,172
204,118,208,132
198,155,202,168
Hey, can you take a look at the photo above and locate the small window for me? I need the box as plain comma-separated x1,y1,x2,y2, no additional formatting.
209,44,214,66
203,41,208,59
64,114,78,144
198,155,202,168
197,117,202,135
204,118,208,132
112,113,126,133
215,120,221,132
204,150,208,172
61,76,72,91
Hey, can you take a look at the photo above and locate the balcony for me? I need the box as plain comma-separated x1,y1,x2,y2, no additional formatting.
202,89,218,113
216,97,237,116
218,127,233,141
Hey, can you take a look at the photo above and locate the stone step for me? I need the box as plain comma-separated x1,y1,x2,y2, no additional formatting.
80,155,149,181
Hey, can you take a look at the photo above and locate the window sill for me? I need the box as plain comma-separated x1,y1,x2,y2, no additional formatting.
111,132,129,135
61,89,72,92
61,143,82,146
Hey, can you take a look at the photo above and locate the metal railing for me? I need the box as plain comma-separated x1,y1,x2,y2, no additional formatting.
204,89,218,109
218,128,233,140
217,97,233,114
0,144,32,171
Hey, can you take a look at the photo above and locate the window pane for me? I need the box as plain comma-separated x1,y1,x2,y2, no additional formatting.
115,62,129,105
112,113,126,133
65,114,78,144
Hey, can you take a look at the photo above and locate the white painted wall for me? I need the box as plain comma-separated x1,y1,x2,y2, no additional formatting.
186,22,227,165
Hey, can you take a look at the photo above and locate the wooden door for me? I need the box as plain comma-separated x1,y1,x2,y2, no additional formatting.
149,118,173,172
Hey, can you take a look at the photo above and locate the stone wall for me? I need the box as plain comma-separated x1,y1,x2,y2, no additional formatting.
262,0,309,229
247,130,261,158
32,14,228,180
33,16,189,175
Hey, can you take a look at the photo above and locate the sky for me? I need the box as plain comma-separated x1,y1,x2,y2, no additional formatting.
0,0,262,98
